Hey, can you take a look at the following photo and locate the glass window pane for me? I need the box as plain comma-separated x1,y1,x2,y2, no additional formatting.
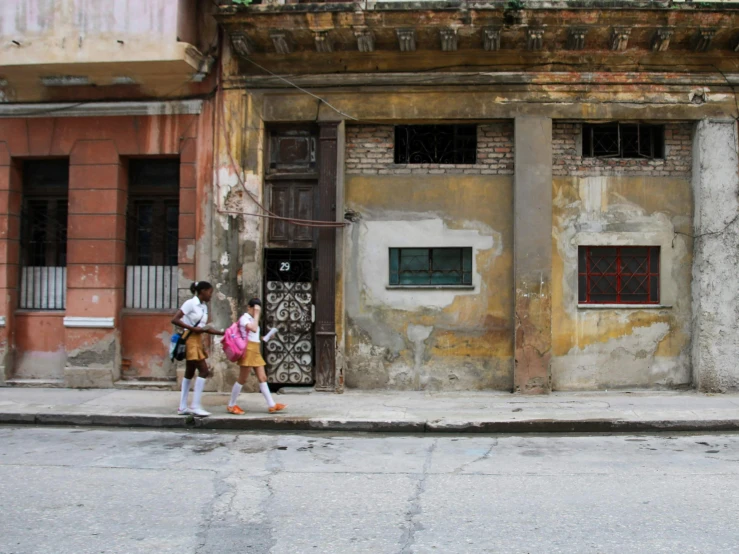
578,275,587,302
431,272,461,285
389,248,400,285
650,276,660,303
399,273,432,286
400,249,430,272
432,249,462,271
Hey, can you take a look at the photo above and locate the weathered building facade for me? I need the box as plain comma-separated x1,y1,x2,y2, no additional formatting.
0,0,218,387
212,0,739,393
3,0,739,394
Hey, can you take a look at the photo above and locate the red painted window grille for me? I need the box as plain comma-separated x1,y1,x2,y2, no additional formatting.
578,246,660,304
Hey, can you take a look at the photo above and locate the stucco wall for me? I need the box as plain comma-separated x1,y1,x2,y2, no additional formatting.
551,122,694,390
691,119,739,392
344,173,514,391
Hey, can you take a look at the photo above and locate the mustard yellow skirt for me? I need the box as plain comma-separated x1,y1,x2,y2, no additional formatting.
239,341,266,368
185,333,207,361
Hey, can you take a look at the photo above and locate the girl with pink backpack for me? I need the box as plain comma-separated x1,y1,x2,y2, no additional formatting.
225,298,286,415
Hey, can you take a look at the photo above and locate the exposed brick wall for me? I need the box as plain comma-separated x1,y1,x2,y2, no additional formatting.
553,122,693,177
345,123,514,175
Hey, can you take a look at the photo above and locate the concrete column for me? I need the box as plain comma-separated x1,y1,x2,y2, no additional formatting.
64,140,125,388
513,116,553,394
691,119,739,392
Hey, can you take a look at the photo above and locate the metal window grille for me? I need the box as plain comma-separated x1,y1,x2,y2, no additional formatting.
394,125,477,164
582,123,665,159
125,159,180,310
19,160,69,310
578,246,660,304
389,247,473,286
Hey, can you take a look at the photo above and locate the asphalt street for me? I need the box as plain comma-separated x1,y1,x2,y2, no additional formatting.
1,427,738,554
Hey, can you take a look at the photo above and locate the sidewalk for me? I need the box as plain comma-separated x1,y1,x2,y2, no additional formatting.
1,387,739,433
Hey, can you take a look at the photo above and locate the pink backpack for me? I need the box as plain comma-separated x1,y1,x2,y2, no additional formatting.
221,322,247,362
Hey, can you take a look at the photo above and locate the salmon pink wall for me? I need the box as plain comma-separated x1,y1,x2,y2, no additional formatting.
121,313,174,380
0,108,211,382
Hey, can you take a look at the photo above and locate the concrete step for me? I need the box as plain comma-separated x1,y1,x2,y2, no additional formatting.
114,380,177,391
3,378,65,388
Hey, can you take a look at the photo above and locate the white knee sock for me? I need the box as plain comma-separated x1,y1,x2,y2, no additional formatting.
228,382,243,408
179,378,192,411
259,382,276,408
191,377,207,410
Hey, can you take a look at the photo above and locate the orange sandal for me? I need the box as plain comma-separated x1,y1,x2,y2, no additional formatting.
227,405,245,415
269,403,287,413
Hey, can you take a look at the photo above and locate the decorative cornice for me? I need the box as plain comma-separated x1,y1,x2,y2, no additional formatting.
270,31,293,54
397,28,416,52
63,317,115,329
611,27,631,51
440,28,458,52
527,28,544,51
355,29,375,52
483,27,501,51
568,27,588,50
694,28,717,52
0,100,203,119
314,31,334,53
652,28,673,52
231,32,254,57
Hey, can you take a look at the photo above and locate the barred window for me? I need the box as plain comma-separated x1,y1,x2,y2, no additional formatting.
578,246,660,304
390,247,472,286
582,123,664,159
125,159,180,310
19,160,69,310
394,125,477,164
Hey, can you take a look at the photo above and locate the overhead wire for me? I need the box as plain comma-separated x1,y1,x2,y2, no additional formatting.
213,39,348,228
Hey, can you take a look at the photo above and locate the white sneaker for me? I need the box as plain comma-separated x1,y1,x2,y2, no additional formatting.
190,407,211,417
177,407,192,415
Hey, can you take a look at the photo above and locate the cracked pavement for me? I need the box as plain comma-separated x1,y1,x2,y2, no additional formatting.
1,427,739,553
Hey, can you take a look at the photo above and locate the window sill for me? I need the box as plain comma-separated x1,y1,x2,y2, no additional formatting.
386,285,475,290
578,304,672,310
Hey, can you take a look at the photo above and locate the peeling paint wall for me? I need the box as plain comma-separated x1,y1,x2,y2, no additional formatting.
197,84,266,393
344,144,514,391
551,122,694,390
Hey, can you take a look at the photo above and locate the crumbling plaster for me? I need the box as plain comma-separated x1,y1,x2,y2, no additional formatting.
552,173,694,390
344,174,514,391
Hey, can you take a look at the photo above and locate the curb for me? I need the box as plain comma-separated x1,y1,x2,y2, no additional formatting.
3,412,739,434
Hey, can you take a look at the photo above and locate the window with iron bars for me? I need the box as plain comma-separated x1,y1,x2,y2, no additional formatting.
19,160,69,310
394,125,477,164
578,246,660,305
125,159,180,310
390,247,473,286
582,123,665,159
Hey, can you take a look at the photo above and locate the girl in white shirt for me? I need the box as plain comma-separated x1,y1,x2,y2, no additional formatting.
227,298,286,415
171,281,224,417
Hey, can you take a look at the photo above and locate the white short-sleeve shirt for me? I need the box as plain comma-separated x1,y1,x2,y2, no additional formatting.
180,297,208,329
238,313,260,342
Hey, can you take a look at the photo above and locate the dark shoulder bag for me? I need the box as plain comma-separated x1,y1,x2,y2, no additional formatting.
170,315,203,362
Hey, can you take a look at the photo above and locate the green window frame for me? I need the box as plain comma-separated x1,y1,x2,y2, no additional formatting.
389,247,473,286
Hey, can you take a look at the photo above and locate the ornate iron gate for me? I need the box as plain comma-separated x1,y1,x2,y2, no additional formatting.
264,250,315,384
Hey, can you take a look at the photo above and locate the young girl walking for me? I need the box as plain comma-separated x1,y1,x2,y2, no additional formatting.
227,298,286,415
171,281,224,417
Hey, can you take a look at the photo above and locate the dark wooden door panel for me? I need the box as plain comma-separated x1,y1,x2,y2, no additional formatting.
269,185,290,242
293,186,315,243
268,182,317,245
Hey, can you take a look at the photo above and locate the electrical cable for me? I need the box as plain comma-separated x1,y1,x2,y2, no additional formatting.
213,42,348,229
